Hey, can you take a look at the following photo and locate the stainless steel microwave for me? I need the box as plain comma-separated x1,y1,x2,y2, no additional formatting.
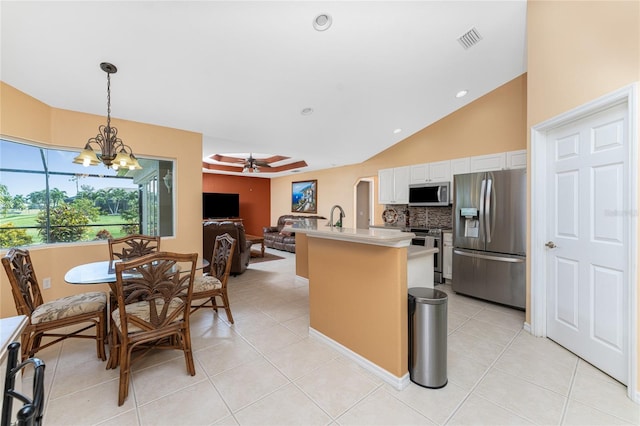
408,182,450,206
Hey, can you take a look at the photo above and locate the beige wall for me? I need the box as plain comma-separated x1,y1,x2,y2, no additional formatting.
527,0,639,385
271,74,528,227
0,82,204,318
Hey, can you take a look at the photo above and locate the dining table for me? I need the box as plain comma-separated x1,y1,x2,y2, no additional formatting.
64,259,209,285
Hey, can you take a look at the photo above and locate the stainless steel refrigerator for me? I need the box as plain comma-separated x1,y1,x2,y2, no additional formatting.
452,169,526,309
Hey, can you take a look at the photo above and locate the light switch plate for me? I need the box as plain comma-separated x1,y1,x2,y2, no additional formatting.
43,277,51,289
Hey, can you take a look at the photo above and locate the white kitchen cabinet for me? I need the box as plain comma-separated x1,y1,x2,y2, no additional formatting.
443,231,453,280
450,157,470,203
409,160,451,184
378,166,410,204
378,168,395,204
506,149,527,169
469,153,506,172
409,164,429,184
450,157,470,178
428,160,451,182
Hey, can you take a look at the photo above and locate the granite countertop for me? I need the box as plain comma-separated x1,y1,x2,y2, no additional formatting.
369,225,409,231
284,222,415,248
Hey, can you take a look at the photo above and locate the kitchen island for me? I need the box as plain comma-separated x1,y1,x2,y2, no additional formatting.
284,222,437,389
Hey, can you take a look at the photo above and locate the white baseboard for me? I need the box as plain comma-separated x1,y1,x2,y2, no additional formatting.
523,322,531,334
295,276,308,285
309,327,410,390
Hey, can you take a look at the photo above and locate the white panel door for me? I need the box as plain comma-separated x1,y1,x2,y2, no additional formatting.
546,102,628,383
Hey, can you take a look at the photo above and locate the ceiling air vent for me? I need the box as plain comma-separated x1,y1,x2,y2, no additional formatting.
457,27,483,50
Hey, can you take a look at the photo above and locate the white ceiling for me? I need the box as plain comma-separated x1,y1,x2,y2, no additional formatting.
0,1,527,178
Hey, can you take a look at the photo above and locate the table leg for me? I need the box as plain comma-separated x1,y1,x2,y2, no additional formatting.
260,240,265,257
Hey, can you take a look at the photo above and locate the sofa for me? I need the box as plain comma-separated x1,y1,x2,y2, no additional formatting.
263,215,326,253
203,221,252,275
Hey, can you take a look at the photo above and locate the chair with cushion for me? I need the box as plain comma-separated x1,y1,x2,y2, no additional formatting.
191,233,236,323
108,234,161,261
111,251,198,406
2,248,107,361
106,234,161,368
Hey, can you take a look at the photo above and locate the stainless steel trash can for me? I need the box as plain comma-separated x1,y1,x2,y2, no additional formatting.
408,287,447,388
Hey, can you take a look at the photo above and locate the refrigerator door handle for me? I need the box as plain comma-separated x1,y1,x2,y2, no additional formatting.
485,178,492,243
479,178,486,240
454,249,524,263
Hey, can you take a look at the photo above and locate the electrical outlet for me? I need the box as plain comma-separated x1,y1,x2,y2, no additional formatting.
43,277,51,289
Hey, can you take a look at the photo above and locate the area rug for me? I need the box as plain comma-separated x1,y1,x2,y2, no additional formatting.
249,251,285,264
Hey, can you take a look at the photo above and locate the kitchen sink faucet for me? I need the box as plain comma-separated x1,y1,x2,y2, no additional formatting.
329,205,345,228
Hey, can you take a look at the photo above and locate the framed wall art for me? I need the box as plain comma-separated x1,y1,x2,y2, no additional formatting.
291,180,317,213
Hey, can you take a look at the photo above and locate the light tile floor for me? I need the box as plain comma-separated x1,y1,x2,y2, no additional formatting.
25,249,638,425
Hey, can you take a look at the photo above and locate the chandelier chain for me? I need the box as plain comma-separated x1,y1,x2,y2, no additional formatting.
106,72,111,130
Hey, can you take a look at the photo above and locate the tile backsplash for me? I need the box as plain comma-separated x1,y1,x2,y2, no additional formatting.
383,204,453,229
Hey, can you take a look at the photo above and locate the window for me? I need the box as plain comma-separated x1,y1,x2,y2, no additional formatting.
0,139,174,248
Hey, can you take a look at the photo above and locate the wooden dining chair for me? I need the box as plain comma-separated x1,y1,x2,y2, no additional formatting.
106,234,160,368
1,248,107,361
108,234,161,261
191,233,236,323
110,251,198,406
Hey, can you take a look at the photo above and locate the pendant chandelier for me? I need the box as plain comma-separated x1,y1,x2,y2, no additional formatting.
73,62,142,170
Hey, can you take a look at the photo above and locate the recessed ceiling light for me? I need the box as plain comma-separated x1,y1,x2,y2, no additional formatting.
456,90,468,98
301,107,314,116
393,128,402,134
313,13,332,31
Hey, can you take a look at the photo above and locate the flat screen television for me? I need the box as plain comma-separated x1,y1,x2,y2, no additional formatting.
202,192,240,219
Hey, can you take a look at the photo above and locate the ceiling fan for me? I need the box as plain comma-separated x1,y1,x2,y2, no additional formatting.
239,154,271,173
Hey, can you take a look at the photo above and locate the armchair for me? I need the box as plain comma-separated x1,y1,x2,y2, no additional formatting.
203,221,251,275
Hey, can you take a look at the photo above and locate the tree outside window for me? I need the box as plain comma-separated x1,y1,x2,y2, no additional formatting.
0,139,174,248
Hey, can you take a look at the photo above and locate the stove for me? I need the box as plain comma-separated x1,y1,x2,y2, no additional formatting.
410,227,443,237
409,228,443,283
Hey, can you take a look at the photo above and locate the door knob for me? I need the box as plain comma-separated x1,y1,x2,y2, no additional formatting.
545,241,556,248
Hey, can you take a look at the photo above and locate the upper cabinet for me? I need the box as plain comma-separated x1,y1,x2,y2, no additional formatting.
469,153,506,172
449,157,470,203
506,149,527,169
409,160,451,184
450,157,470,182
379,166,410,204
378,150,526,205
